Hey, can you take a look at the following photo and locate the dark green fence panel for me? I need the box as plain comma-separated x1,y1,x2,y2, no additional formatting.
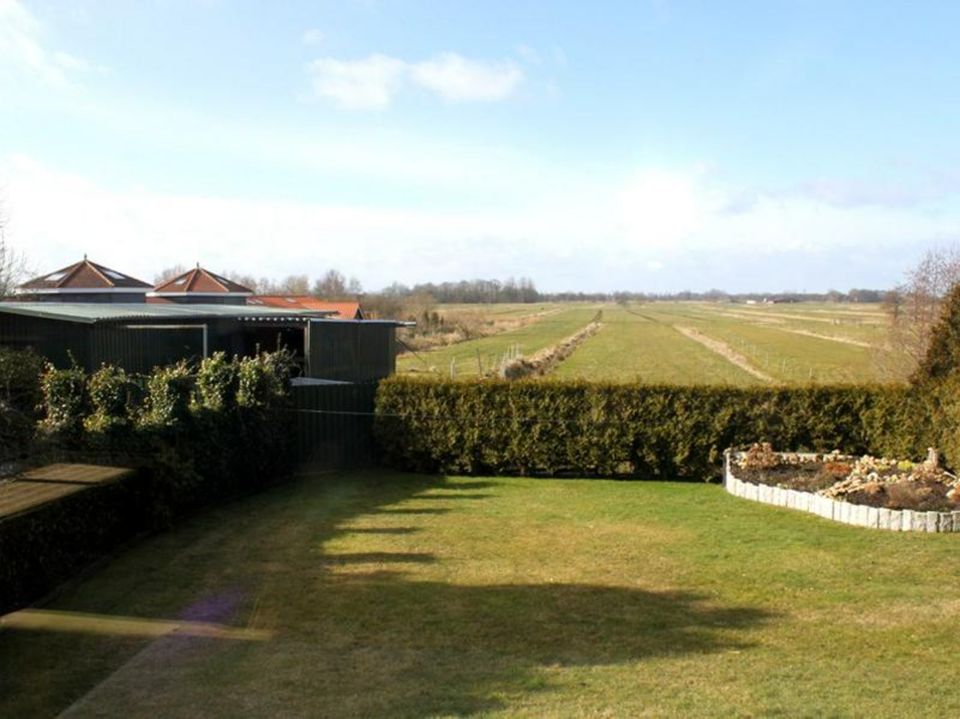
291,383,378,469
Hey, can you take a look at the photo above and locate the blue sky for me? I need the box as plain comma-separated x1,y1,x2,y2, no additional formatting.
1,0,959,293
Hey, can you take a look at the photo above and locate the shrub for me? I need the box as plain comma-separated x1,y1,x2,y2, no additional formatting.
237,350,293,409
0,348,45,461
194,352,239,412
37,362,89,442
139,361,194,429
84,364,133,440
374,378,923,479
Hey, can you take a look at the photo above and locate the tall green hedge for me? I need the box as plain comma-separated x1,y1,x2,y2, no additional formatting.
374,378,933,479
29,350,295,522
1,350,296,613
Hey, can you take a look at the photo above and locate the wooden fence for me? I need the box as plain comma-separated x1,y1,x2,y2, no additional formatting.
290,382,378,469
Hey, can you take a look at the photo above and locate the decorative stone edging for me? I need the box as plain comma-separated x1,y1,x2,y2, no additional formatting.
723,449,960,533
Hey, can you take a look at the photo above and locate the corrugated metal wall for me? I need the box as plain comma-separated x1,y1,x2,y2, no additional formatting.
308,322,395,382
89,325,206,373
291,382,378,468
0,314,90,367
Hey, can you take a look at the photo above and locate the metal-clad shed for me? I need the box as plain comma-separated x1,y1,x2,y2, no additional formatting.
0,303,407,381
307,319,400,382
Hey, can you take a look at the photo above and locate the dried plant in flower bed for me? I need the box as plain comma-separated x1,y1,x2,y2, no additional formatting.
734,444,960,512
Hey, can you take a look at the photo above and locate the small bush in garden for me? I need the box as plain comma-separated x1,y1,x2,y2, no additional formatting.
139,361,194,429
0,347,45,415
237,350,293,409
740,442,780,470
0,348,46,461
38,362,89,441
84,364,133,437
194,353,239,412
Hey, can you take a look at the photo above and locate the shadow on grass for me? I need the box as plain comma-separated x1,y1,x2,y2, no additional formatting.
0,471,777,718
370,507,452,515
338,526,421,535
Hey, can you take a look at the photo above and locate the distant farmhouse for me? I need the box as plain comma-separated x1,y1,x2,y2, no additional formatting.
1,258,406,383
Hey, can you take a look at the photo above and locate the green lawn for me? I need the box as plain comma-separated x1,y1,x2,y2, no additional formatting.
3,471,959,717
398,306,600,378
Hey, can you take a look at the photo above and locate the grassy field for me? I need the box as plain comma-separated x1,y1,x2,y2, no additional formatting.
3,471,959,717
550,308,765,385
397,305,600,378
402,301,906,385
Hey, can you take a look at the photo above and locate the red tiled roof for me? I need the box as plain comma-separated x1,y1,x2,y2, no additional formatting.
19,258,151,291
247,296,364,319
152,266,253,295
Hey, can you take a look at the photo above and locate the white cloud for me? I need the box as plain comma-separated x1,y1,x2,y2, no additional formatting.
306,54,406,110
410,53,522,102
301,28,324,46
0,0,96,89
5,155,956,294
306,51,524,109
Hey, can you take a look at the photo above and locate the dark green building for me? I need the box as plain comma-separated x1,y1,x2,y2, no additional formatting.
0,303,405,382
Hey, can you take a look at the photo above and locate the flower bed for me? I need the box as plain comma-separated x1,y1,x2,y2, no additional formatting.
724,444,960,532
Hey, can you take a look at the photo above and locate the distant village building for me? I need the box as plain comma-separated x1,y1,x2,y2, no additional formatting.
16,257,151,303
150,265,253,305
247,296,365,319
3,258,405,382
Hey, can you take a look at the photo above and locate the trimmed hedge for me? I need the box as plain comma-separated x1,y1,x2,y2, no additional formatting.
374,378,935,479
0,350,296,613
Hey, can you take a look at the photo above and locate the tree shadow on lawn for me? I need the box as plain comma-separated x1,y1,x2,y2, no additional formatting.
0,470,777,717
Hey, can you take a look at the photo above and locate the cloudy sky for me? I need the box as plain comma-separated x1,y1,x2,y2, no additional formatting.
1,0,959,293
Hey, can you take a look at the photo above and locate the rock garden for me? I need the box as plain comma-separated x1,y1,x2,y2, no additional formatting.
726,442,960,531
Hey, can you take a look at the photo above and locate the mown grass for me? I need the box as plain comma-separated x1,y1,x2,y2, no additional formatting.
3,471,959,717
397,306,600,378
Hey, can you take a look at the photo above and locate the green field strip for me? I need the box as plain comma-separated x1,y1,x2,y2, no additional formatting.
691,304,889,346
438,302,567,320
682,319,885,384
397,307,601,378
550,308,764,386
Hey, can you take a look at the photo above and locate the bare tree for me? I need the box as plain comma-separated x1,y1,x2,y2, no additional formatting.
879,246,960,380
312,269,362,299
222,271,260,293
0,201,28,297
277,274,310,295
154,264,188,285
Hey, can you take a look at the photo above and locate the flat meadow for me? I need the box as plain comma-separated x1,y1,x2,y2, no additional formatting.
399,301,906,385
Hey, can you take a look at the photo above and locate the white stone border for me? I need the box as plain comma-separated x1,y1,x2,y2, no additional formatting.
723,449,960,533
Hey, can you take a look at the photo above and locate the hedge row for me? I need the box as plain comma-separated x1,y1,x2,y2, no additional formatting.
374,378,937,479
32,350,295,520
0,350,295,613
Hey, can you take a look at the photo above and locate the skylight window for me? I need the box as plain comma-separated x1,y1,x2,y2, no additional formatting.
104,270,127,280
44,271,67,282
174,279,187,286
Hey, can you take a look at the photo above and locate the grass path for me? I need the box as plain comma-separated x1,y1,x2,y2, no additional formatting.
3,471,960,717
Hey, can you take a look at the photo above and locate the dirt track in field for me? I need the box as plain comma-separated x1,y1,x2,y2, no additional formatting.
674,326,774,382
